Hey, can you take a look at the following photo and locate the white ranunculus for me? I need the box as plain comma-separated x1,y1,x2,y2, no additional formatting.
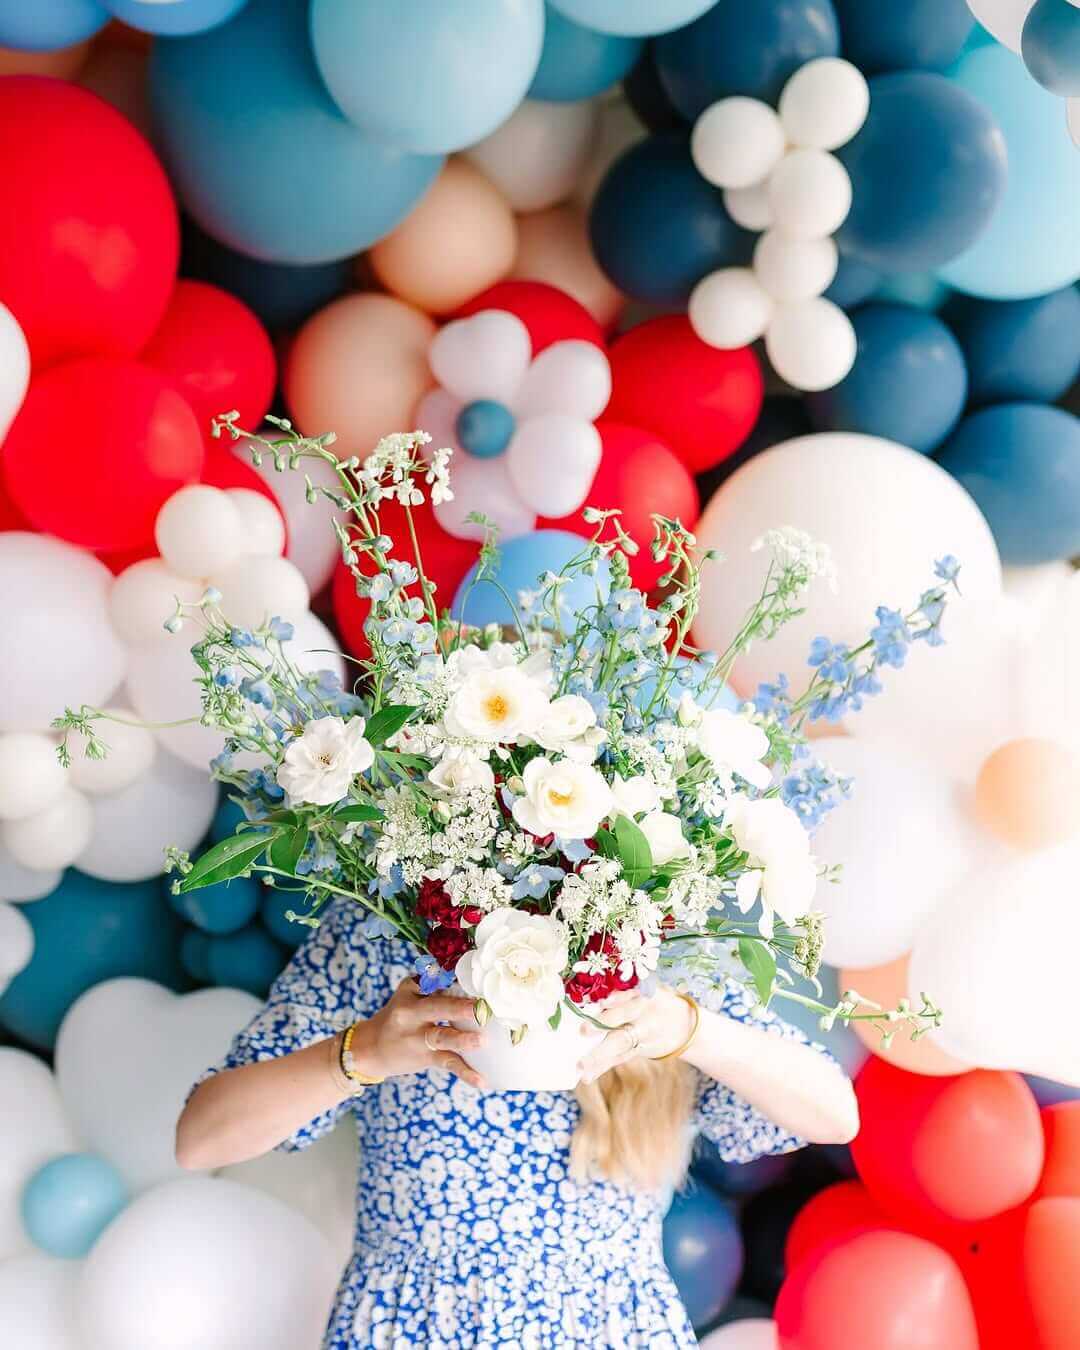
695,707,772,790
610,773,664,820
638,810,691,866
455,908,568,1028
428,750,496,796
727,796,816,927
276,716,374,806
532,695,596,751
443,666,550,744
512,757,613,840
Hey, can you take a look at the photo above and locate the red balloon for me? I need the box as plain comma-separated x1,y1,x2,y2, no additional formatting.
1024,1197,1080,1348
0,77,178,369
1037,1102,1080,1199
952,1207,1038,1350
605,316,763,475
776,1229,979,1350
851,1060,1044,1228
3,358,204,552
538,420,699,591
456,280,604,354
0,476,29,532
785,1182,893,1271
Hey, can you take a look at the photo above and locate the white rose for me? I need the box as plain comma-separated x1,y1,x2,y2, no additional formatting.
728,796,816,928
610,774,663,819
695,708,772,790
276,716,374,807
726,796,809,863
511,756,613,840
638,810,691,866
455,908,568,1028
532,695,596,751
428,750,496,796
443,666,550,744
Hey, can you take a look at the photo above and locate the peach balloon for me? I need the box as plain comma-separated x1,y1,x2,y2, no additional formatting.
974,737,1080,851
285,294,436,459
840,956,971,1077
77,43,151,137
0,41,90,78
369,160,517,315
511,204,624,329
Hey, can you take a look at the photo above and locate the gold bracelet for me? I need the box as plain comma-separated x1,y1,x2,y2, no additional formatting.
338,1022,385,1089
651,992,701,1062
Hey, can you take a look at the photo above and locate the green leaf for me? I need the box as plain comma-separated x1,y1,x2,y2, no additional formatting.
738,937,776,1007
333,803,383,823
179,831,281,892
268,825,309,874
593,827,618,859
364,705,417,748
614,813,653,888
548,1004,563,1032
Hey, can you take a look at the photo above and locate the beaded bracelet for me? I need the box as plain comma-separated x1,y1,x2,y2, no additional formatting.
337,1022,385,1090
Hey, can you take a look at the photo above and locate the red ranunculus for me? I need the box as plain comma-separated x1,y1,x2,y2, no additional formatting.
564,932,640,1005
427,925,470,971
416,878,482,931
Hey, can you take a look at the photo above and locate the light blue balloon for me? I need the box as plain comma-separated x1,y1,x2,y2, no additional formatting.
549,0,720,38
452,529,611,629
105,0,247,35
21,1153,128,1259
1021,0,1080,97
0,0,107,50
635,655,741,714
938,45,1080,298
310,0,544,154
872,271,952,312
151,0,442,264
530,5,643,100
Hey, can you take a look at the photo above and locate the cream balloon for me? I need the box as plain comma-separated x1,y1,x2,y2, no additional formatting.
67,708,157,796
0,1049,79,1260
1012,567,1080,750
573,96,647,208
208,554,310,631
692,432,1002,694
466,98,599,213
2,786,93,870
753,232,838,303
225,488,287,559
691,97,786,189
0,845,60,903
974,738,1080,851
690,268,774,348
778,58,869,151
767,149,852,239
0,900,33,996
0,301,30,439
108,558,207,648
0,1254,83,1350
765,298,856,391
155,484,245,580
514,340,611,421
965,0,1035,51
0,732,68,822
511,204,624,327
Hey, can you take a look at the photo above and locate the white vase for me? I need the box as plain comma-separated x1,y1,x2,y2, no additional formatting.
452,992,604,1092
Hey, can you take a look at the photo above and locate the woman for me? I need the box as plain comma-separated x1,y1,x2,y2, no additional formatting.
178,897,858,1349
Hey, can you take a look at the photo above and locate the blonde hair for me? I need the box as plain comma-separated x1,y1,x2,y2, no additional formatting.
571,1058,697,1191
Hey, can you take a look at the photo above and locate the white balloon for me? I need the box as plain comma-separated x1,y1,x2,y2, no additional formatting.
155,485,245,580
0,301,30,440
414,387,460,453
693,432,1003,693
0,732,68,822
56,978,260,1191
809,738,981,968
80,1177,339,1350
436,451,536,541
767,149,852,240
779,58,870,151
753,231,838,303
910,844,1080,1081
514,340,612,422
466,97,599,212
208,555,310,631
722,181,775,232
284,610,347,686
700,1320,779,1350
765,298,856,391
0,844,61,903
1,534,127,733
691,96,786,189
506,414,602,518
67,708,157,796
125,638,224,772
0,901,34,996
429,310,532,406
689,268,774,348
965,0,1035,51
1012,568,1080,749
108,558,207,648
2,786,93,870
76,749,216,882
226,488,287,559
0,1254,83,1350
0,1049,79,1260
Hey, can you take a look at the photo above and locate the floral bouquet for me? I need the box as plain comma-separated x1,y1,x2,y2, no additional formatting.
57,417,956,1087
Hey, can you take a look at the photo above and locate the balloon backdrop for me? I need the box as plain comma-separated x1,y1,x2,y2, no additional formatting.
20,1152,128,1259
832,0,975,75
550,0,719,37
662,1184,744,1329
0,1049,78,1261
511,204,624,328
465,97,599,214
947,286,1080,408
452,529,611,628
530,6,642,101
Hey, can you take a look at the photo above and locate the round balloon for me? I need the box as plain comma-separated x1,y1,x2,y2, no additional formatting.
455,279,605,353
662,1184,744,1328
530,7,642,100
549,0,718,36
168,873,261,936
0,901,34,996
0,1050,78,1262
0,1253,82,1350
206,924,286,997
0,0,107,49
839,955,972,1077
831,0,974,74
465,98,598,214
1021,0,1080,96
20,1152,128,1259
1024,1197,1080,1349
511,204,625,328
1039,1103,1080,1198
452,529,611,628
967,0,1037,50
103,0,248,35
784,1180,890,1270
974,737,1080,851
947,287,1080,406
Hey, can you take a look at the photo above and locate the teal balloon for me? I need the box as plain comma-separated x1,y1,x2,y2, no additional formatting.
166,873,261,935
209,793,248,844
947,287,1080,406
531,6,642,101
825,256,881,310
0,0,107,49
549,0,719,38
180,929,213,984
0,872,184,1050
260,891,311,949
310,0,544,154
104,0,247,35
1021,0,1080,97
872,271,952,312
452,529,611,628
456,400,516,459
151,0,442,264
938,45,1080,299
206,924,287,997
21,1153,128,1259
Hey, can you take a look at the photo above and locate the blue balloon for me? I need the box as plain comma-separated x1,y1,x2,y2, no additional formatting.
0,0,107,49
635,655,741,714
0,872,184,1050
548,0,719,37
662,1183,743,1329
1022,0,1080,96
1026,1073,1080,1107
832,0,974,74
456,400,517,459
654,0,840,118
530,5,643,100
837,72,1007,274
209,792,248,845
180,929,213,984
692,1142,794,1197
589,134,753,303
104,0,247,35
21,1153,128,1259
452,529,611,629
151,0,442,264
206,924,287,997
167,873,261,936
260,891,312,949
622,44,687,132
872,271,952,312
310,0,544,154
947,287,1080,406
938,45,1080,299
806,304,968,454
936,403,1080,564
825,255,882,310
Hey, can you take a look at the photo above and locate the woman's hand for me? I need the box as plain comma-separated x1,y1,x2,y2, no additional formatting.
577,987,694,1084
349,976,488,1091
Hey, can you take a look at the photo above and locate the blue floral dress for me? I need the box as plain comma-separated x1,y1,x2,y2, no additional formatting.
201,899,815,1349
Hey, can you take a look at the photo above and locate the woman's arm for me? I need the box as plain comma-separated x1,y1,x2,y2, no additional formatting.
176,978,487,1171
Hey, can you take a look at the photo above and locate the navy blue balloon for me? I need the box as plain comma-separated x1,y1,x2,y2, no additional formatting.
622,43,687,132
0,0,107,49
260,890,312,949
825,255,882,310
167,873,261,935
836,72,1007,273
0,872,184,1049
662,1183,743,1329
206,924,287,997
21,1152,128,1259
654,0,840,118
1022,0,1080,96
180,929,213,984
946,287,1080,407
1026,1073,1080,1107
589,134,753,304
531,5,644,101
692,1141,794,1197
806,304,968,454
105,0,247,35
936,403,1080,564
832,0,974,75
452,529,612,629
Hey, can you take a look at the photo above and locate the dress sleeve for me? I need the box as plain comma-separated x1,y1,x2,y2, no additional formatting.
692,978,833,1164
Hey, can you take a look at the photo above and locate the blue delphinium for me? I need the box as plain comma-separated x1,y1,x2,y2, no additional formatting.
414,953,455,994
807,637,853,684
781,760,853,831
511,864,565,901
869,606,910,669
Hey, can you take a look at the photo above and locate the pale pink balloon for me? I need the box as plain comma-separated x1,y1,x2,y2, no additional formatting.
511,204,623,328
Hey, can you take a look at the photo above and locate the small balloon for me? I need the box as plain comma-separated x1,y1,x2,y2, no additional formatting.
20,1153,128,1259
974,737,1080,851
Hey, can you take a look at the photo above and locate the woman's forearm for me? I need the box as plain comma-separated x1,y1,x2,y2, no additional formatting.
682,1007,860,1145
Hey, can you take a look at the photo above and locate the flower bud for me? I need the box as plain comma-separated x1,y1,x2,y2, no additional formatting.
473,998,491,1028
